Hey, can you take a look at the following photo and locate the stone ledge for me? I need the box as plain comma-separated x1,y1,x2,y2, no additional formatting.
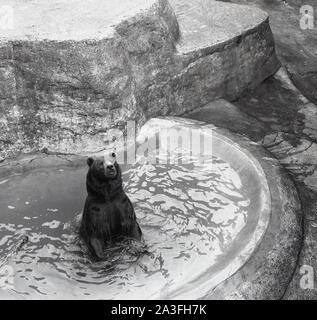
170,0,269,56
0,0,279,159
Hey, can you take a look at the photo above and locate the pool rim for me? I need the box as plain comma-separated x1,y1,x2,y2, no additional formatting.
136,117,272,299
0,116,302,300
147,116,302,300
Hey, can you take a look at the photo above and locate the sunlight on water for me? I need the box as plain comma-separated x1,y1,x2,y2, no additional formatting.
0,152,250,299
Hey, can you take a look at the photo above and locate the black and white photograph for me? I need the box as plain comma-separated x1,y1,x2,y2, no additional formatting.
0,0,316,306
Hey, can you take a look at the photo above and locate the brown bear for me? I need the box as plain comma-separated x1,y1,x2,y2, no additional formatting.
79,152,142,259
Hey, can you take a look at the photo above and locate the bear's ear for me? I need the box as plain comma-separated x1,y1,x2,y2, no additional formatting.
87,157,94,167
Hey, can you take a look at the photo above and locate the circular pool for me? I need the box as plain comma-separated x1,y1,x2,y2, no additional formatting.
0,117,301,299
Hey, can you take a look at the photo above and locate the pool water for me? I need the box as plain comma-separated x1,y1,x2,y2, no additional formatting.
0,153,252,299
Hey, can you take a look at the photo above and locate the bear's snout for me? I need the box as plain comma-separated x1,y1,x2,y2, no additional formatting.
104,163,117,179
104,152,117,179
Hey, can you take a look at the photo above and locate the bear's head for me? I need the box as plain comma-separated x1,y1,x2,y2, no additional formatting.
86,152,123,200
87,152,118,181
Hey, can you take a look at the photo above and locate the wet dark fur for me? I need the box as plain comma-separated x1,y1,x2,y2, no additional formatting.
80,158,142,259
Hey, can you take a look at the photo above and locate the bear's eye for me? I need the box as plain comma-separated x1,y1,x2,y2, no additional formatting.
111,152,116,158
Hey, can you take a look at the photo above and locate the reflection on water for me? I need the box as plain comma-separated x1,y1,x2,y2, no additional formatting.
0,153,250,299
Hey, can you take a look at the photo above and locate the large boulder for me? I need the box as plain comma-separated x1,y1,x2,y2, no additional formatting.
0,0,279,158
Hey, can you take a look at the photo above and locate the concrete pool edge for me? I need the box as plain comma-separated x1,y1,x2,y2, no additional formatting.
210,149,303,300
0,117,302,300
137,117,302,300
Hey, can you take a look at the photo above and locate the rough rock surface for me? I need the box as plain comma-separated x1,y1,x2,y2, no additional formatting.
0,0,279,159
220,0,317,105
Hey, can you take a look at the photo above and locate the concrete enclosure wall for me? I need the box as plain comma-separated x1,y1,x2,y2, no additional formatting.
0,0,279,159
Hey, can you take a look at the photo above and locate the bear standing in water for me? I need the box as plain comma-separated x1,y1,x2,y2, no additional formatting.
80,152,142,259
